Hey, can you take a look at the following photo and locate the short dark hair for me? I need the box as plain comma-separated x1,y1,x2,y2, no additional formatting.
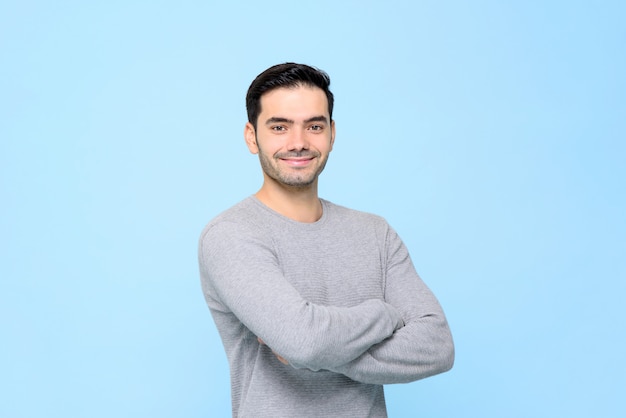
246,63,334,129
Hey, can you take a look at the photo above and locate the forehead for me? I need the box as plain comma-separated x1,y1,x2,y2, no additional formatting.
259,85,329,118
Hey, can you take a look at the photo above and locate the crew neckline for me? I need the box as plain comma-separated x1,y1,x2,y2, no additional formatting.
248,195,330,228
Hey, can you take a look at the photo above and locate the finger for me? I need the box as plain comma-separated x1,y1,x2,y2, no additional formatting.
273,352,289,365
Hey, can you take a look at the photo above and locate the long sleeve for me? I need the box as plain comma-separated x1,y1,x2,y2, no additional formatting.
199,220,405,372
330,226,455,384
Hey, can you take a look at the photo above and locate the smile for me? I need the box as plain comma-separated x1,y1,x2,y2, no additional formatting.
280,158,314,167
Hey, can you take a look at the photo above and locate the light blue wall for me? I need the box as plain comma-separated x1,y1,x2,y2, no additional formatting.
2,1,624,417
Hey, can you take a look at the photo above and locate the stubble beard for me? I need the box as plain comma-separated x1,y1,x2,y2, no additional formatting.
257,146,329,189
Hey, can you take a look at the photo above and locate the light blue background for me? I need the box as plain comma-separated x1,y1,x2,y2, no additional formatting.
2,1,624,417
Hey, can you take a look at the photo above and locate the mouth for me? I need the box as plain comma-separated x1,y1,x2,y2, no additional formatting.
279,157,315,167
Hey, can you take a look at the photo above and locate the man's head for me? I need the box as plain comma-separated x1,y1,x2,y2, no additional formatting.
244,63,336,191
246,63,334,130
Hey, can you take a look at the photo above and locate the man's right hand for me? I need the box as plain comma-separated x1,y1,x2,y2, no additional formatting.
257,337,289,365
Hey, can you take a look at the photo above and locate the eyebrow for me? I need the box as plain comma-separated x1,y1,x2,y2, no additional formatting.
265,117,294,126
264,115,329,126
304,115,329,124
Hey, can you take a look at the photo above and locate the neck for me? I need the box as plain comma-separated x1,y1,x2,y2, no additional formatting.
255,180,322,223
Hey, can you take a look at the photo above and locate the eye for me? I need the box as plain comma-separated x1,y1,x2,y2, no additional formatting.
309,124,324,131
271,125,286,132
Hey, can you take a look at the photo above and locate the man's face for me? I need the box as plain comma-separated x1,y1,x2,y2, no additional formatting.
245,85,335,189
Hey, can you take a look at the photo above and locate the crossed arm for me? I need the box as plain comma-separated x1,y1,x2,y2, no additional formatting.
200,221,405,371
200,221,453,382
328,227,454,384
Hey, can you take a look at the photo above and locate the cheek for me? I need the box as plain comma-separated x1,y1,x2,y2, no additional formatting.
321,140,334,154
258,146,278,162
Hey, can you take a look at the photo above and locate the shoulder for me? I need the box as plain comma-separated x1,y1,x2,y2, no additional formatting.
322,199,394,241
323,199,389,228
199,196,269,244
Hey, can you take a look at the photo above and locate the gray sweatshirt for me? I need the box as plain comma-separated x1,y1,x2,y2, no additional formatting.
198,197,454,417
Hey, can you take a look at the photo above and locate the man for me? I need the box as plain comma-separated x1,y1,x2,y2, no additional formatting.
198,63,454,417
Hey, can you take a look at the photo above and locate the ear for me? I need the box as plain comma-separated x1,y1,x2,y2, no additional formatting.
244,122,259,154
329,120,336,151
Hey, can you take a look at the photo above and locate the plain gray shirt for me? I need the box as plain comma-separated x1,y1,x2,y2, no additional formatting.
199,197,454,417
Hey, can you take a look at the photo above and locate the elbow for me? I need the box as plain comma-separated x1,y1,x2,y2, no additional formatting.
405,338,454,383
419,327,454,379
431,316,455,375
438,337,455,374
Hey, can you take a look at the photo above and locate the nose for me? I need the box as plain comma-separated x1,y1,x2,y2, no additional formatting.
286,128,309,151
